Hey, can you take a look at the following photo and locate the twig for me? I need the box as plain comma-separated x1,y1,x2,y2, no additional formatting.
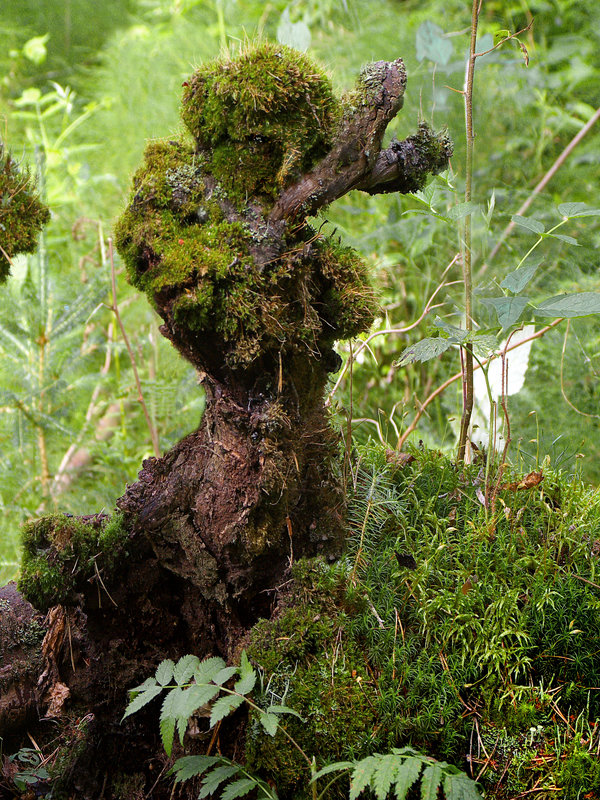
396,318,564,450
107,238,160,458
482,104,600,273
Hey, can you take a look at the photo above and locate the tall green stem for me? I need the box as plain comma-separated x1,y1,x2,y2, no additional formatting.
457,0,481,461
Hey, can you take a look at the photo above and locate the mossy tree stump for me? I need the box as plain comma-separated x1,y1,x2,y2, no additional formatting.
0,44,451,797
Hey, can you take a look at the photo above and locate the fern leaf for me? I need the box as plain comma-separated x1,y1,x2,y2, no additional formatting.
198,765,241,799
420,763,444,800
194,656,227,684
213,666,239,685
220,777,261,800
121,684,162,720
173,654,200,685
160,715,176,757
170,755,222,782
209,693,245,726
155,659,175,686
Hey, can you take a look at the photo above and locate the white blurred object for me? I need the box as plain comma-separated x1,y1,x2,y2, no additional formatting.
471,325,535,448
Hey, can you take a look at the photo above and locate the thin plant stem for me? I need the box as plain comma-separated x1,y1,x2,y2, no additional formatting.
107,238,160,458
396,318,564,450
457,0,481,461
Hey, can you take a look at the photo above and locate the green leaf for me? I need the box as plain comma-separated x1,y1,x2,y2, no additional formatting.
311,762,354,782
121,684,162,720
155,659,175,686
446,201,479,220
171,755,222,782
533,292,600,318
234,669,257,696
443,769,483,799
221,777,262,800
194,656,227,684
213,666,239,685
501,258,541,293
174,683,220,719
390,757,422,799
160,715,176,757
23,35,49,65
396,337,456,367
198,765,241,800
480,296,530,328
260,712,280,737
546,233,579,245
416,21,453,65
471,334,498,357
209,693,245,726
173,654,200,686
512,215,545,235
372,754,397,798
349,756,379,800
420,762,444,800
433,317,470,342
557,202,600,218
493,28,510,46
266,704,303,720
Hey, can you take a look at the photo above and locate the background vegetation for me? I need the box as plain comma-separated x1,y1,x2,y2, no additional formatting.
1,1,599,588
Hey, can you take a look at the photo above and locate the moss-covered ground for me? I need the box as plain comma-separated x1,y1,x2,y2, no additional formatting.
247,445,600,799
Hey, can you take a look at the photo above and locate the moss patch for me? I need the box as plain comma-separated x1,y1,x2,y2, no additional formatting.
0,143,50,282
19,512,130,611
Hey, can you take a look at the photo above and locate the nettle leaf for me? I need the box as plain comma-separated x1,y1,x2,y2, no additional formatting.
558,202,600,218
415,21,453,65
155,659,175,686
396,337,456,367
122,684,162,720
471,334,498,357
213,666,239,686
433,317,470,341
446,201,479,220
198,765,242,800
210,693,245,726
501,258,541,294
173,654,200,686
171,755,222,782
480,296,530,329
546,233,579,246
533,292,600,318
420,762,444,800
194,656,227,684
512,214,545,235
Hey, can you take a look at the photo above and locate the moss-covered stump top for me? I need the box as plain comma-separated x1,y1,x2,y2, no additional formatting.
0,143,50,282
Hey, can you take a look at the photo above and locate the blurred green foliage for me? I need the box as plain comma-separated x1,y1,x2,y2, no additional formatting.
1,0,600,581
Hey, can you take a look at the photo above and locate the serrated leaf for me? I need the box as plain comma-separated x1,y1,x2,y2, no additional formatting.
121,685,162,720
372,754,397,798
546,233,579,245
266,704,303,720
433,317,470,341
349,756,379,800
471,334,498,357
480,296,530,328
161,687,184,722
174,683,220,719
128,676,158,695
396,337,455,367
160,715,176,757
443,769,483,799
416,21,453,65
420,762,444,800
213,666,239,685
234,668,257,696
198,765,241,800
194,656,227,684
311,762,354,782
391,756,422,799
533,292,600,318
501,259,541,293
173,654,200,686
557,202,600,217
260,712,280,737
210,693,245,727
221,777,261,800
512,214,545,235
171,755,222,782
446,201,479,220
155,659,175,686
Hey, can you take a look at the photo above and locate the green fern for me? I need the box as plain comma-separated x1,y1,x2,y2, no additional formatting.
311,747,482,800
170,755,278,800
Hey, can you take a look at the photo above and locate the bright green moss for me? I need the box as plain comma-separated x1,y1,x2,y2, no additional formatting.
0,144,50,282
19,512,129,611
181,42,339,201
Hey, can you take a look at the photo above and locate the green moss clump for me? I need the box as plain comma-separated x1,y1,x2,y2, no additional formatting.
181,42,339,202
19,512,129,611
0,143,50,282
